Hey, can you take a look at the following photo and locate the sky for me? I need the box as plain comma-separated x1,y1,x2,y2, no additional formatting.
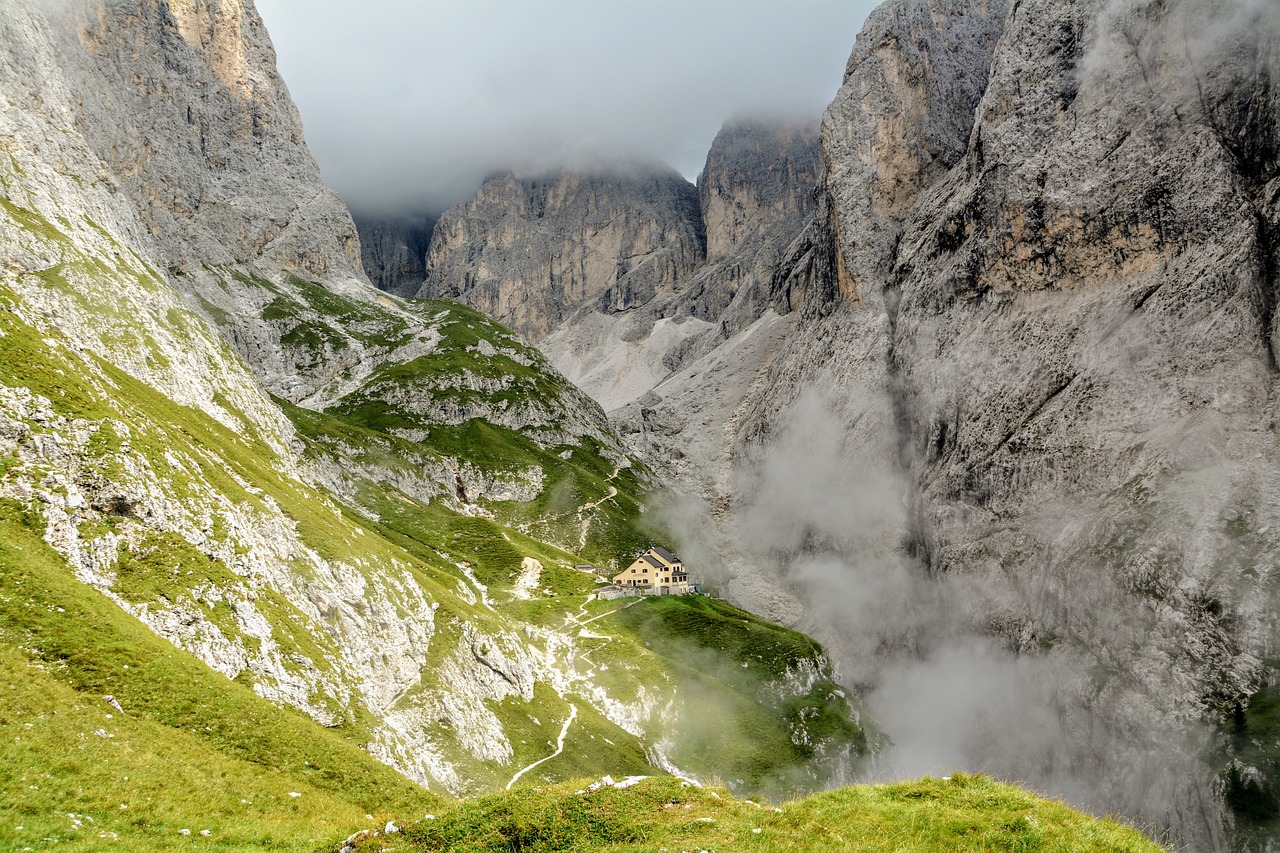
255,0,878,217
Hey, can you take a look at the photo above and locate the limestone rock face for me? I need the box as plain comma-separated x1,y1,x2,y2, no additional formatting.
419,167,706,340
701,119,820,263
0,0,302,455
355,212,435,297
702,0,1280,847
53,0,364,280
531,120,821,411
687,119,821,327
0,0,436,411
819,0,1008,305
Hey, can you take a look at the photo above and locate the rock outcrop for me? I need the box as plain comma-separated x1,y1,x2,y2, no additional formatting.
522,121,821,411
54,0,364,280
0,0,306,454
418,166,706,340
690,117,821,330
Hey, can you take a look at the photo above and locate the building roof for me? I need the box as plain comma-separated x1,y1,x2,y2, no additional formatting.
641,554,664,569
650,545,681,565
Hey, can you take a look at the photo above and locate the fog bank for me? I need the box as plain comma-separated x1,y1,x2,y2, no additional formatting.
256,0,877,215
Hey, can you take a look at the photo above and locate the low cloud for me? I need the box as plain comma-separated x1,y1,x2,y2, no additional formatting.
657,385,1222,838
255,0,877,215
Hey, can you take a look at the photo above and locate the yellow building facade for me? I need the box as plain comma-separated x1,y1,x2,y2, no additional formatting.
611,546,689,595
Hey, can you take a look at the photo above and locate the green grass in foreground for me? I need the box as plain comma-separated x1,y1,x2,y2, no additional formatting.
0,503,440,852
354,774,1163,853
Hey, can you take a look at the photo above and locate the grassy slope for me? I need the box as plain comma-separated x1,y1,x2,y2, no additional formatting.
0,278,467,714
0,274,869,824
0,503,440,853
349,484,872,795
353,775,1164,853
605,596,869,797
1,261,868,793
285,298,656,567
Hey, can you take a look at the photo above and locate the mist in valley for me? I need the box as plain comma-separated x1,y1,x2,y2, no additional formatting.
657,386,1229,837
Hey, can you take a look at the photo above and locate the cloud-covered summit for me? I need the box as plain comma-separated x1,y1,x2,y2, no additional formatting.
256,0,876,216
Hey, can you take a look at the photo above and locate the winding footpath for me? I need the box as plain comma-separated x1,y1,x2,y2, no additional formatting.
575,464,622,549
456,562,495,610
500,582,646,790
506,703,578,790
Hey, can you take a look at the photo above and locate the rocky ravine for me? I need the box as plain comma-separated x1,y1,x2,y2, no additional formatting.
354,211,435,297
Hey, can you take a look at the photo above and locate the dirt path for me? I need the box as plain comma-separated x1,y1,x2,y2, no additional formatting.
506,703,578,790
576,605,624,627
574,628,613,680
575,464,622,549
564,594,596,626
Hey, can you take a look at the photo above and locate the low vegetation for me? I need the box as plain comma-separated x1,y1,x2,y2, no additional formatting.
0,502,440,852
606,596,870,797
346,774,1165,853
232,275,656,569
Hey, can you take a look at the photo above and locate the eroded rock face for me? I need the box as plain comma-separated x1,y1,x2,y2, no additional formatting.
418,167,706,340
686,118,821,329
58,0,364,280
701,119,820,264
707,0,1280,847
0,0,440,412
0,0,304,455
820,0,1008,304
531,121,821,411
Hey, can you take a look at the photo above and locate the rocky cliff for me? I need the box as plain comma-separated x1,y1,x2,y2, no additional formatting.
520,121,820,411
659,0,1280,849
59,0,363,280
418,166,706,341
692,117,821,327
